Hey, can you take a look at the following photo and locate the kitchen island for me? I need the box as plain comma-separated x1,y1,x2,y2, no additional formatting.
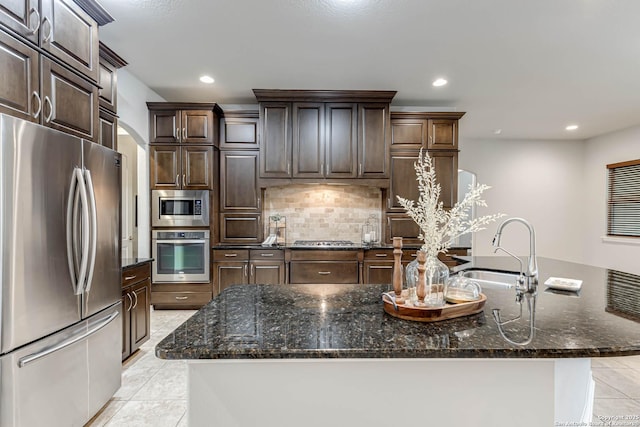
156,257,640,427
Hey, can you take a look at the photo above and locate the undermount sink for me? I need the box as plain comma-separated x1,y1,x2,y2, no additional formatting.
459,269,520,289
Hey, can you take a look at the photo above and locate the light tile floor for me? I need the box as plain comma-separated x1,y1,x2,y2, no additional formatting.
87,309,640,426
86,309,196,427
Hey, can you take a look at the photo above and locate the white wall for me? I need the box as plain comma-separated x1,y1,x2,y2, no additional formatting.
116,69,165,257
582,125,640,275
458,137,585,266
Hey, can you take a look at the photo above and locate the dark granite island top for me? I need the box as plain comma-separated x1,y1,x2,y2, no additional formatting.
156,257,640,360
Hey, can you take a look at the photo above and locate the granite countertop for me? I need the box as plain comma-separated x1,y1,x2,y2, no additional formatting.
122,257,153,269
156,257,640,360
212,244,470,250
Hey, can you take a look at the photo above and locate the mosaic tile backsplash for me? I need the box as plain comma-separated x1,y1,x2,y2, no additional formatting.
264,185,382,245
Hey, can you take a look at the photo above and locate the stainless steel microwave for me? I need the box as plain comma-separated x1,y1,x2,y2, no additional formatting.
151,190,210,227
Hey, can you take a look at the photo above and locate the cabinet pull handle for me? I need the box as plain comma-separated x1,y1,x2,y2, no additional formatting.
42,16,52,43
257,197,261,209
318,271,331,275
260,253,274,257
124,275,137,280
175,296,188,300
182,174,186,187
429,135,433,144
43,96,53,123
243,265,248,278
250,264,254,278
176,174,180,186
183,127,186,140
28,7,40,35
176,127,180,140
359,163,362,176
411,253,417,258
224,253,238,257
287,162,291,175
375,254,388,258
132,290,139,309
321,163,324,176
126,293,133,312
32,91,41,119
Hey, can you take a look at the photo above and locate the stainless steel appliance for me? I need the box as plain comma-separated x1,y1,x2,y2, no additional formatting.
151,189,210,227
0,115,122,427
292,240,356,248
152,230,210,283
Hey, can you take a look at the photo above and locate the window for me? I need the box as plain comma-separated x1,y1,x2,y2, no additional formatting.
607,159,640,237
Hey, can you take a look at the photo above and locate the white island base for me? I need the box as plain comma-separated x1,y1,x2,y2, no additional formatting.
188,358,594,427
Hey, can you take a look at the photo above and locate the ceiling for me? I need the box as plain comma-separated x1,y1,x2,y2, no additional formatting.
98,0,640,140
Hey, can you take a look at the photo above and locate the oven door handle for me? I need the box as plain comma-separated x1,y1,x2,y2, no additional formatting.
153,239,208,244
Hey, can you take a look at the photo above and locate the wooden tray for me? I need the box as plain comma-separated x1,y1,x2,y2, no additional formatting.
382,292,487,322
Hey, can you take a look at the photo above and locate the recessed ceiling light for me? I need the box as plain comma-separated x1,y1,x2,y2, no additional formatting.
199,75,215,84
493,129,502,135
432,78,448,87
565,124,578,131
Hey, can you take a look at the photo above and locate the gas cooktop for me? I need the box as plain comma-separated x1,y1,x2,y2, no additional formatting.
292,240,356,248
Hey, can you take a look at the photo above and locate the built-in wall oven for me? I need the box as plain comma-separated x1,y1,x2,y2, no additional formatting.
151,189,210,227
152,230,210,283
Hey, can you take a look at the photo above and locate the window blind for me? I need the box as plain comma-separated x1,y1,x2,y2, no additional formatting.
607,160,640,237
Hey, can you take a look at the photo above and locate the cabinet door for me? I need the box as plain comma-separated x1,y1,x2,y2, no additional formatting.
220,150,259,210
41,57,98,141
0,30,39,122
181,109,214,143
427,119,458,150
431,151,458,208
121,289,131,360
214,262,247,295
250,261,284,285
182,146,213,190
130,279,150,352
0,0,39,44
149,145,180,190
41,0,99,82
259,102,291,178
388,151,420,211
358,103,390,178
98,58,117,113
363,261,394,285
325,103,357,178
99,110,116,150
292,102,324,178
386,213,421,245
149,109,180,143
391,117,427,148
219,213,262,244
220,116,258,149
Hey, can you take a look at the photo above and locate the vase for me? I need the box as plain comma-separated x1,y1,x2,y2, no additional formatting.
406,252,449,307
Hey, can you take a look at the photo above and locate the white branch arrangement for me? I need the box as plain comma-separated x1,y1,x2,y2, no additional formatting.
397,149,504,258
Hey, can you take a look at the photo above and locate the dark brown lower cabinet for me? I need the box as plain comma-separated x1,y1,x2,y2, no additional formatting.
212,248,285,296
151,283,212,310
287,249,361,284
122,262,151,361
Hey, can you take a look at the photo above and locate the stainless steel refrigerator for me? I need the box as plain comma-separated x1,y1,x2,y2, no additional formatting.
0,114,123,426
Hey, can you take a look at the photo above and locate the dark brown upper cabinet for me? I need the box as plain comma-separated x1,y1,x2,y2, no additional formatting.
259,102,291,177
390,112,465,150
220,150,260,211
0,29,40,122
147,102,223,145
254,90,395,183
219,111,259,149
0,0,39,44
41,0,99,83
98,42,126,114
149,145,213,190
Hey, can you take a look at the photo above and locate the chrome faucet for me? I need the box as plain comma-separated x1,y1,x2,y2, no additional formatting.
491,217,538,346
492,217,538,293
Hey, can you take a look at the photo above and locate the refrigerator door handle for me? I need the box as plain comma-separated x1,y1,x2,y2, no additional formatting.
66,168,81,294
75,168,91,295
83,169,98,294
17,311,120,368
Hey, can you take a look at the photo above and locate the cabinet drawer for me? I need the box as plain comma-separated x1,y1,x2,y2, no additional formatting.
288,250,361,261
213,249,249,261
151,291,212,306
250,249,284,260
289,261,359,284
363,249,393,260
122,263,151,287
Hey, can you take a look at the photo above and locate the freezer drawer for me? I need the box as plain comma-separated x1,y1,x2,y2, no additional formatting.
0,303,122,427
